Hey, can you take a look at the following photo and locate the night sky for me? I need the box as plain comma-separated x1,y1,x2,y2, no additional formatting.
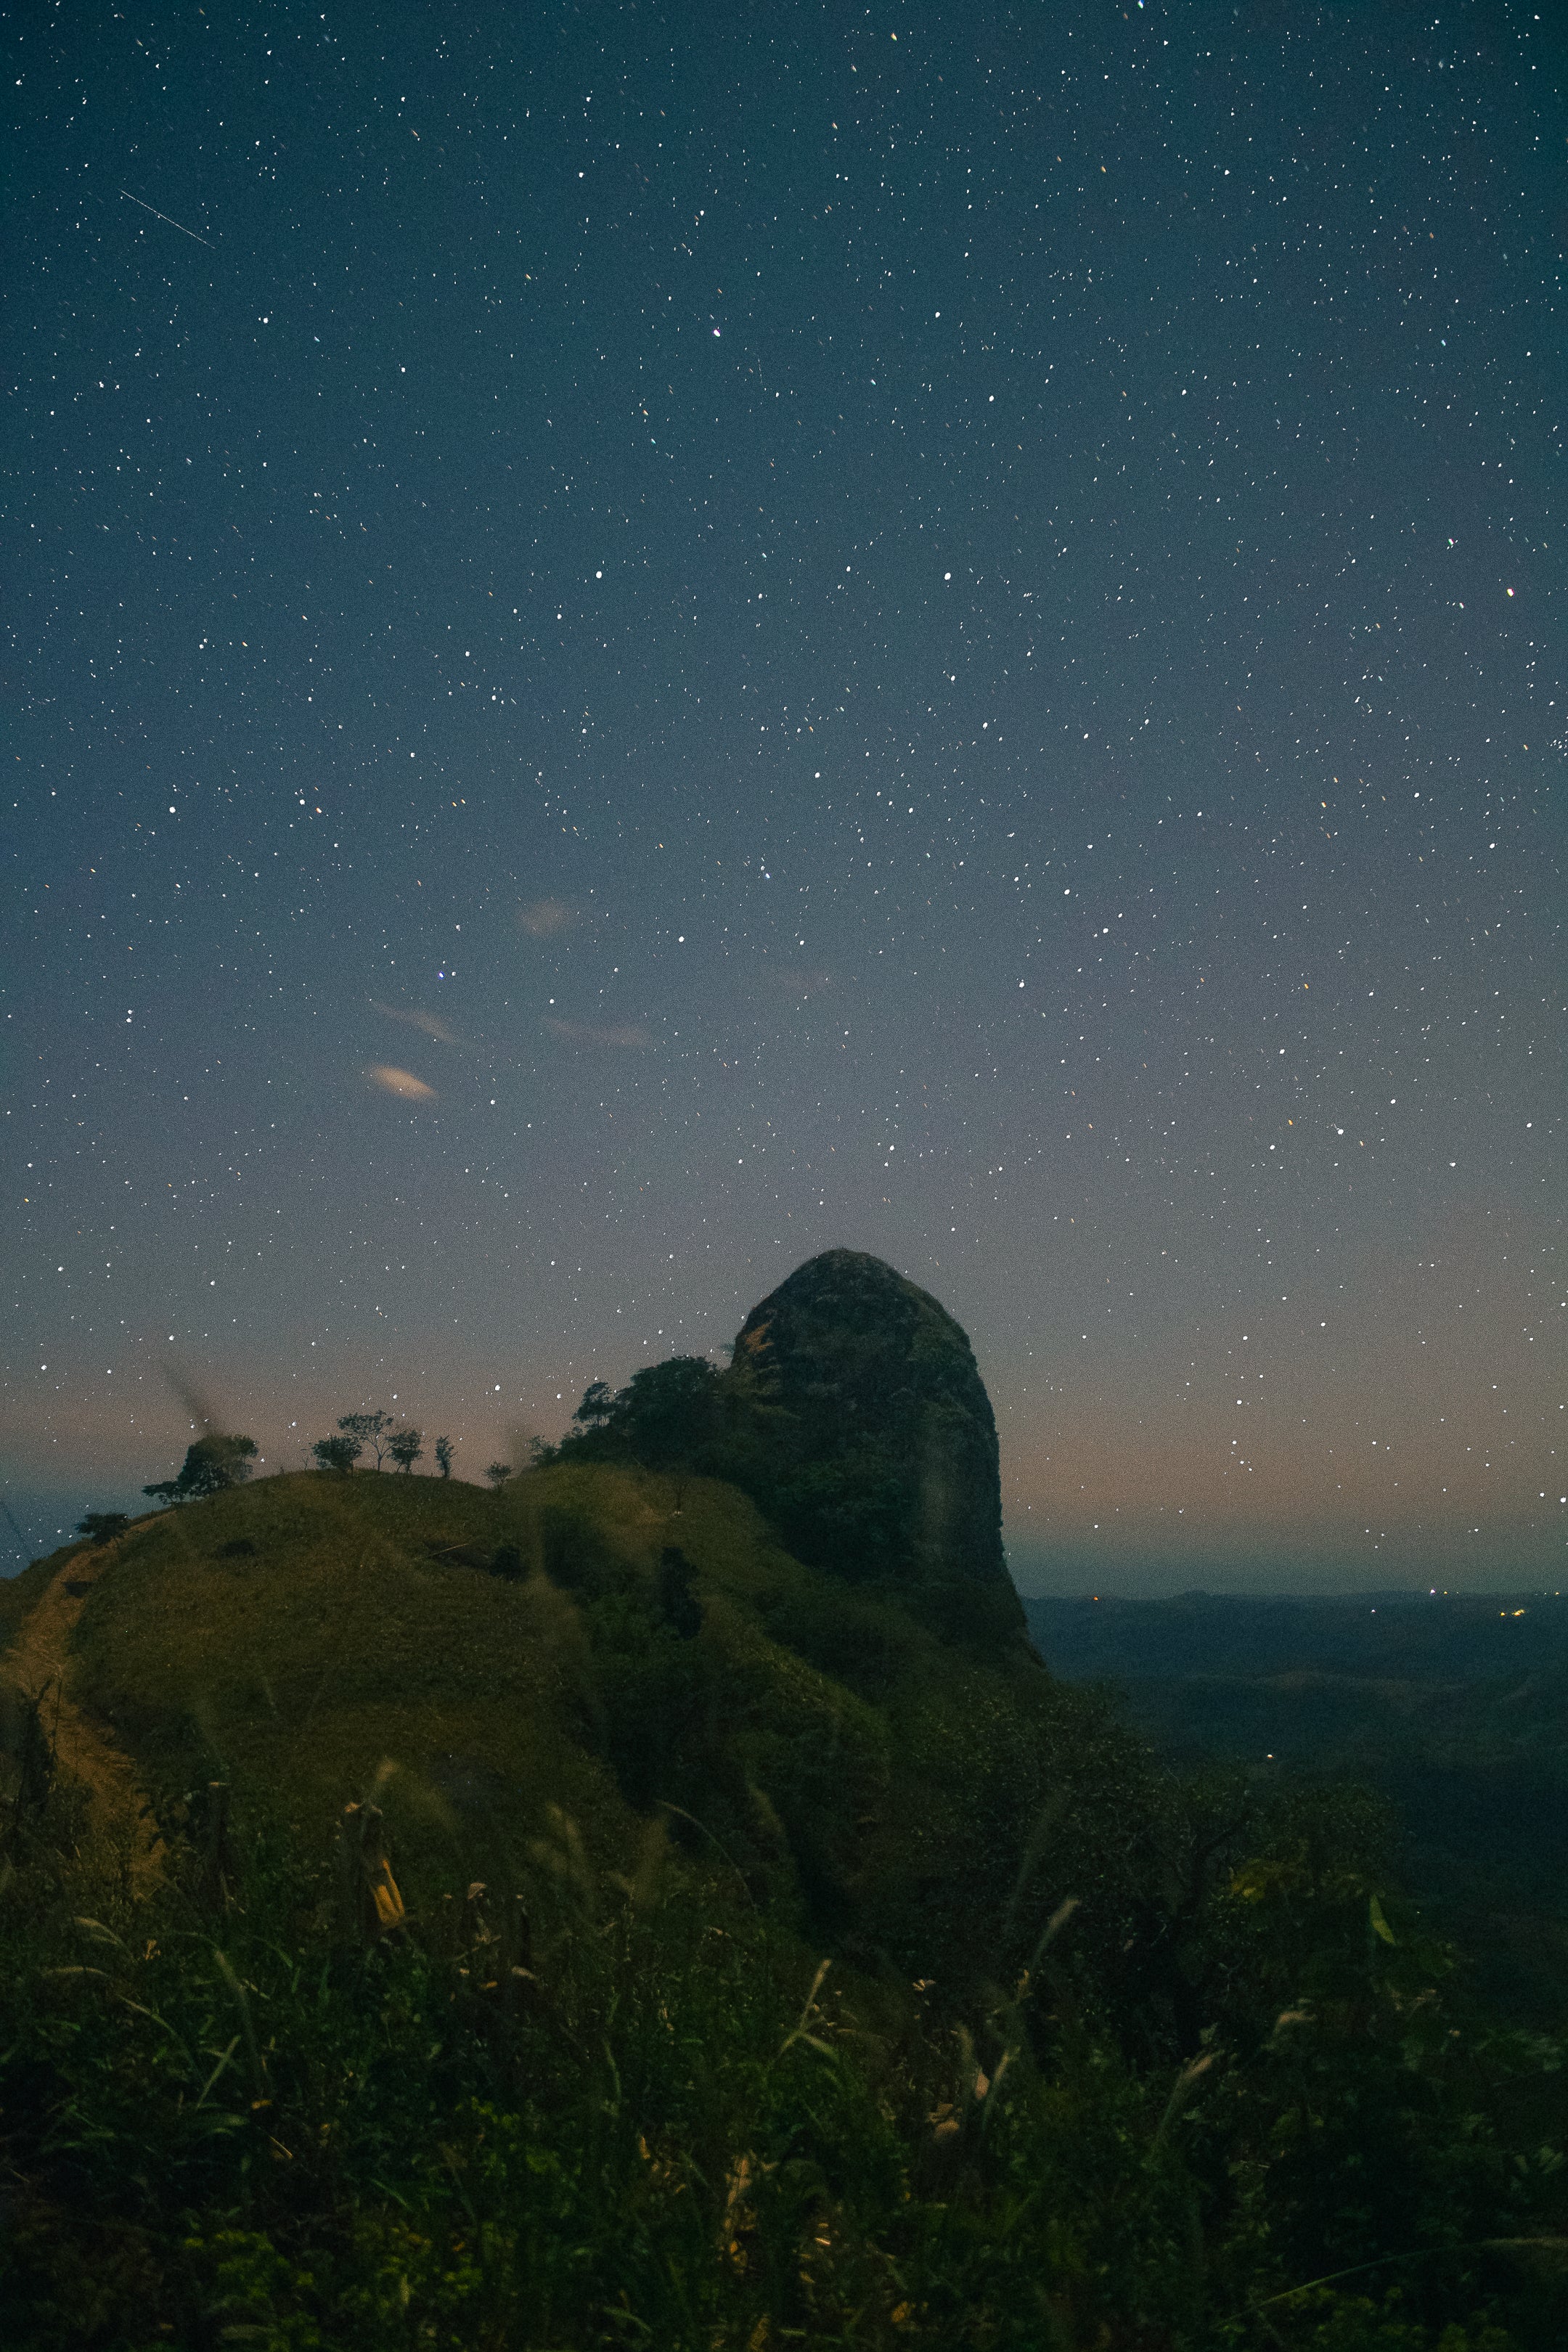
6,1,1564,1591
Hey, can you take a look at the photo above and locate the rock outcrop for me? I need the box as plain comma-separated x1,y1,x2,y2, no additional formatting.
723,1250,1021,1637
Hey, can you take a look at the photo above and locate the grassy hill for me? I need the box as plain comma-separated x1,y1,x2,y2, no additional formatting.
44,1463,1152,1991
4,1469,1567,2347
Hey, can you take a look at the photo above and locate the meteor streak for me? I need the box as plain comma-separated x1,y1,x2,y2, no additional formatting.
119,189,214,248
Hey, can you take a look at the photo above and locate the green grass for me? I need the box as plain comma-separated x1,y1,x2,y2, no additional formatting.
60,1466,910,1914
55,1466,1135,1974
69,1471,626,1888
4,1467,1567,2347
0,1542,83,1651
4,1760,1565,2348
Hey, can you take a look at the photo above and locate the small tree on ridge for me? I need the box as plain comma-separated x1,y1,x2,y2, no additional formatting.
77,1511,131,1546
312,1434,361,1475
144,1434,258,1507
338,1411,392,1470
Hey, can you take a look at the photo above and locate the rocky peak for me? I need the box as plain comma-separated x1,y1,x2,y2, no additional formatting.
727,1251,1016,1623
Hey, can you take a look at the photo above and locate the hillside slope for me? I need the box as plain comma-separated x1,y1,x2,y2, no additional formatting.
12,1465,1146,1990
8,1485,1568,2348
0,1532,163,1890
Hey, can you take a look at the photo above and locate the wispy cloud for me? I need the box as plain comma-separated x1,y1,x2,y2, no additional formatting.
369,1000,464,1047
519,897,573,939
764,966,833,999
367,1063,438,1100
543,1016,651,1050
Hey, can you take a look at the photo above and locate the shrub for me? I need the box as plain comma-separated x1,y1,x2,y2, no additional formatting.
143,1434,258,1506
75,1511,131,1545
312,1434,362,1475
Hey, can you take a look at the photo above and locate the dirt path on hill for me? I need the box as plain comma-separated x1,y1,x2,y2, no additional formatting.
2,1543,163,1892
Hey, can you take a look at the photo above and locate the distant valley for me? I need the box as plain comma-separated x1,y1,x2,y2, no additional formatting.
1028,1590,1568,2022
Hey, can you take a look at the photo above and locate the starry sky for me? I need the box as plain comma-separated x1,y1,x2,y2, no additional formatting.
5,1,1564,1591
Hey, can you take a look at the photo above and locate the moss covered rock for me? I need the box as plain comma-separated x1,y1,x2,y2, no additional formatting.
722,1250,1021,1638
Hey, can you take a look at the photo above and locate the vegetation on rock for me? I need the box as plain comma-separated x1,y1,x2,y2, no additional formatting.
555,1249,1025,1649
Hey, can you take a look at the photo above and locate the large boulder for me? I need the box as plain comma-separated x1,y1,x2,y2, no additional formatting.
722,1251,1021,1638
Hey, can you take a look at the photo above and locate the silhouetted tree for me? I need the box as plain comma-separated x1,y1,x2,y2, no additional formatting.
571,1380,615,1433
186,1435,258,1495
485,1462,512,1490
143,1434,258,1506
338,1410,392,1469
312,1434,361,1475
561,1358,722,1472
387,1428,423,1474
624,1358,722,1465
76,1511,130,1546
433,1436,454,1479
